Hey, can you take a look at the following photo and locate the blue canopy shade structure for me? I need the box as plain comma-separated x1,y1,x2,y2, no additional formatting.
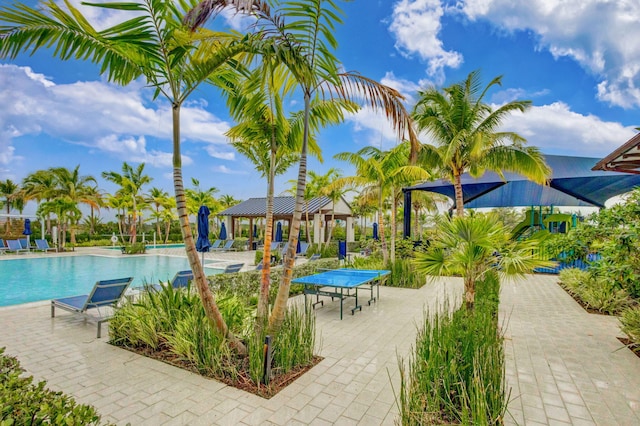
219,222,227,240
402,154,640,237
372,223,379,240
275,222,283,242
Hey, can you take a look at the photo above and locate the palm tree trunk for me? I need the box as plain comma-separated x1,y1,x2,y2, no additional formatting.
130,197,137,244
325,206,335,249
464,275,475,310
413,205,420,239
454,172,464,217
257,143,277,326
268,93,309,333
171,104,245,354
305,201,311,244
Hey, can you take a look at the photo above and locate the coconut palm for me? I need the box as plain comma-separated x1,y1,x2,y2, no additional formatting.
335,142,429,263
38,198,81,251
0,179,20,233
0,0,280,353
102,162,152,244
187,0,419,332
414,212,554,310
22,170,58,235
412,70,550,216
147,187,171,242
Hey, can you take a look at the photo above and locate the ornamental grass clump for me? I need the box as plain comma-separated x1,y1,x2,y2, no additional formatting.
558,268,631,315
397,272,508,425
109,280,318,396
620,306,640,344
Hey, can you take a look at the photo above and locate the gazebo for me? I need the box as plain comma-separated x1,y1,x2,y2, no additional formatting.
217,196,355,248
402,154,640,238
593,132,640,174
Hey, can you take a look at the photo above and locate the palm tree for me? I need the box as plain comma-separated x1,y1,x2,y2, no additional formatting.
414,212,554,310
0,0,277,353
0,179,20,234
38,198,81,251
23,169,58,236
412,70,550,216
102,162,151,244
335,142,429,263
188,0,419,333
147,187,170,242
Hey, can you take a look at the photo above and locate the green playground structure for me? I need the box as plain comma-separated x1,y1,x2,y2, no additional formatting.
512,207,578,239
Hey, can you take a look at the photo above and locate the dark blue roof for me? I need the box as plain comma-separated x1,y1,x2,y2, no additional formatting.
218,196,332,217
405,155,640,208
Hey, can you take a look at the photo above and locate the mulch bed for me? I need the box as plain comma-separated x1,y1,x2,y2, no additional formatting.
617,337,640,359
114,344,322,399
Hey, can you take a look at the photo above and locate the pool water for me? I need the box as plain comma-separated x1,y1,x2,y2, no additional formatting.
0,255,220,307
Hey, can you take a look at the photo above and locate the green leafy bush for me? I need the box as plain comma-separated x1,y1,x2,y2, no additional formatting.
398,272,507,425
121,242,146,254
620,306,640,344
558,267,631,314
0,348,110,425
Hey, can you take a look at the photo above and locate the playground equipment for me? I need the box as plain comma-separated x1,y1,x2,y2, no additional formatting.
512,207,578,239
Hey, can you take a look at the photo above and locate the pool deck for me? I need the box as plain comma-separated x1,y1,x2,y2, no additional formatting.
1,249,639,425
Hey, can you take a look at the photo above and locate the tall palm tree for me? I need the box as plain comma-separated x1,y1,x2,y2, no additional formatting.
38,198,81,251
23,169,58,236
102,162,152,244
188,0,419,332
312,168,342,248
0,0,276,353
147,187,170,242
412,70,550,216
0,179,20,233
49,166,97,245
335,142,429,263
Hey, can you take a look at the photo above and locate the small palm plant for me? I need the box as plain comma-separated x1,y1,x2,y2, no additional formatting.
414,212,554,310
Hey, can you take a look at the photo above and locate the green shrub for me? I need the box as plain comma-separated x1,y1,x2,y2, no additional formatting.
558,268,630,314
385,258,426,289
398,272,507,425
0,348,110,425
121,242,146,254
620,306,640,344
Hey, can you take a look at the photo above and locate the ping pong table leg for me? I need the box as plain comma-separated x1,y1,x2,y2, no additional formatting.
351,287,362,315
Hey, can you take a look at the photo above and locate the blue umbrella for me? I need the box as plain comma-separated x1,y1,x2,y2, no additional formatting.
372,222,379,240
275,222,283,242
219,222,227,240
23,219,32,251
196,206,211,264
296,229,301,254
253,224,258,238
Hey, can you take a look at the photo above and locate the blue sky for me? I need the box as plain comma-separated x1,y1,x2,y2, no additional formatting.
2,0,640,216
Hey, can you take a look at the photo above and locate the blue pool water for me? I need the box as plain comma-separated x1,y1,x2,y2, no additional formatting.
0,255,220,307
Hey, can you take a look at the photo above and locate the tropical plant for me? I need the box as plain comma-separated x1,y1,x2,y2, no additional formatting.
414,212,554,310
147,187,171,242
38,198,81,250
0,0,279,352
335,142,429,263
412,70,550,216
0,179,20,233
102,162,152,244
620,306,640,345
22,169,57,235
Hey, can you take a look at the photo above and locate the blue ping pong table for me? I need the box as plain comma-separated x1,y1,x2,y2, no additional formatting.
292,268,390,319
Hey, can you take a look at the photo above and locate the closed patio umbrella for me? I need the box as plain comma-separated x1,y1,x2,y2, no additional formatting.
22,218,32,252
219,222,227,240
196,206,211,266
275,222,283,242
372,223,379,240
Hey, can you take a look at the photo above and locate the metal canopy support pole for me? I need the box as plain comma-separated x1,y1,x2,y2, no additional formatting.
403,189,412,239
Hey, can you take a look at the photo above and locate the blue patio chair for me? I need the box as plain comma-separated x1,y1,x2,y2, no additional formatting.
34,239,56,253
18,238,29,250
219,240,236,251
297,242,309,257
51,277,133,338
308,253,321,261
138,270,194,293
0,239,7,255
210,239,223,250
6,239,28,254
222,263,244,273
270,241,281,252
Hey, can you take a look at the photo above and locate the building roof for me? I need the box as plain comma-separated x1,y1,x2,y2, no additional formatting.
592,132,640,174
218,196,334,218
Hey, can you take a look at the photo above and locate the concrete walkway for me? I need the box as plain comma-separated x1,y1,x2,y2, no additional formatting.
0,252,639,425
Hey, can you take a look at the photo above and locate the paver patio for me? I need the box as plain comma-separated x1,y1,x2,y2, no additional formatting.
1,250,639,425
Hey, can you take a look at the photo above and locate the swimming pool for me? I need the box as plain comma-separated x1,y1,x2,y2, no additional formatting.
0,255,221,307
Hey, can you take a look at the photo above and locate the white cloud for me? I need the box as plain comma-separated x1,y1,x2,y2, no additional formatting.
205,146,236,160
458,0,640,108
380,72,422,105
501,102,636,157
388,0,463,82
0,64,230,169
213,165,246,174
346,107,403,149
